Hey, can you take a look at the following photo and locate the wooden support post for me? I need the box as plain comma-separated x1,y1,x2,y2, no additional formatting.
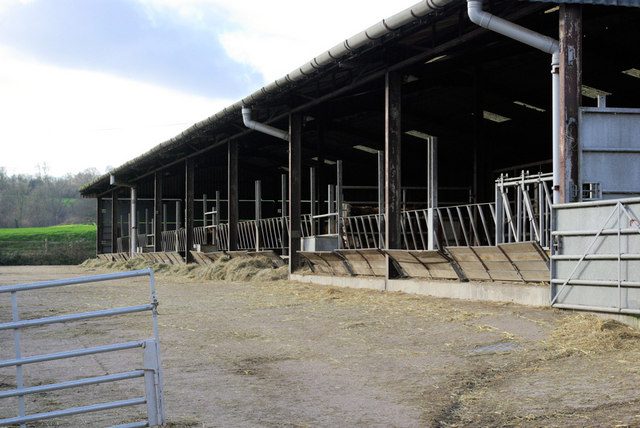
185,158,195,262
153,172,163,252
111,188,119,253
289,113,302,274
228,141,239,251
385,71,402,253
559,4,582,202
96,198,103,255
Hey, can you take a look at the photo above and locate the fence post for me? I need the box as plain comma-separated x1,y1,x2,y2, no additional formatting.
143,340,165,426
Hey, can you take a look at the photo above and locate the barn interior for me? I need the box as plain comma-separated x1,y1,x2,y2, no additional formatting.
81,1,640,274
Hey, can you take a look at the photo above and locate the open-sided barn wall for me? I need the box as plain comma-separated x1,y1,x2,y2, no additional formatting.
82,1,640,265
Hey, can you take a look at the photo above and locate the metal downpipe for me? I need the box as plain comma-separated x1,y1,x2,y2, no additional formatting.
241,108,289,141
467,0,561,203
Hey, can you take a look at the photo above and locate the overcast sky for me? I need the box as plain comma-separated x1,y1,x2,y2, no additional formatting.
0,0,418,176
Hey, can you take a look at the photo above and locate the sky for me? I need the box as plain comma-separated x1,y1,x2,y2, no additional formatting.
0,0,419,177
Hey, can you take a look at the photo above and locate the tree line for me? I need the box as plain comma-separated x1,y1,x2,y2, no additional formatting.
0,167,100,228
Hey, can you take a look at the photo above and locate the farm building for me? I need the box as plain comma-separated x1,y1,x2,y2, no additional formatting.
81,0,640,315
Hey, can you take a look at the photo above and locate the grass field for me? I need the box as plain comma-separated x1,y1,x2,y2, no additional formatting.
0,224,95,265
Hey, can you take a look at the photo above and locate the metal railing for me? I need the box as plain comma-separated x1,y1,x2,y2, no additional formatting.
160,229,186,252
433,203,496,248
495,172,553,249
0,269,165,427
342,213,383,249
340,203,495,251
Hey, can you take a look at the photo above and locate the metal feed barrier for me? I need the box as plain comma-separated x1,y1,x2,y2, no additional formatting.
0,269,165,427
551,198,640,315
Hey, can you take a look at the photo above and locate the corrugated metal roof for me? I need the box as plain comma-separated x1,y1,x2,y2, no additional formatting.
529,0,640,7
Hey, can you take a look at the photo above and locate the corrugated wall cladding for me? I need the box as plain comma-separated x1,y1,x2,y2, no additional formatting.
529,0,639,7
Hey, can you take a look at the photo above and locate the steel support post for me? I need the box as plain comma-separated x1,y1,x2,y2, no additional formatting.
328,185,335,234
281,173,287,254
385,71,402,254
336,160,343,248
153,173,163,252
377,150,385,249
559,4,582,203
255,180,262,252
310,167,316,236
427,137,438,250
111,189,119,253
202,194,207,228
175,201,181,252
228,141,239,251
495,177,505,244
130,186,138,256
96,198,103,255
289,113,302,273
185,159,194,262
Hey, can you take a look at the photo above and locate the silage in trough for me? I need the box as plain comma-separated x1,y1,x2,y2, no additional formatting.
81,254,288,282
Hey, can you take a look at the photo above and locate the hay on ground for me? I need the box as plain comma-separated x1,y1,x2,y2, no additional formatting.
549,313,640,355
80,254,288,282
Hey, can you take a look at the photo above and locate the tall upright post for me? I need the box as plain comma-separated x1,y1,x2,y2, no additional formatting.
130,186,138,256
175,201,181,229
111,188,119,253
377,150,385,249
228,141,239,251
162,203,167,232
336,160,343,249
154,172,163,252
175,200,181,252
185,158,194,262
215,191,221,226
385,71,402,256
202,194,208,227
559,4,582,203
328,184,335,234
309,167,316,236
427,137,438,250
96,198,103,255
289,113,302,273
255,180,262,252
281,173,287,254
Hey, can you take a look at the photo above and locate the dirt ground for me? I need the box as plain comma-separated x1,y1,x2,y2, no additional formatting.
1,265,640,427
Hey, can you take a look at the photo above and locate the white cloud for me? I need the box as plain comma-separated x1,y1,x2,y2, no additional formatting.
0,0,421,176
141,0,420,83
0,46,232,176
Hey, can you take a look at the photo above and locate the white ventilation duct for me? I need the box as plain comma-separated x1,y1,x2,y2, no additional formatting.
242,108,289,141
467,0,561,203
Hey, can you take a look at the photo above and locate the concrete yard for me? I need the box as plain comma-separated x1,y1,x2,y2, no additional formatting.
1,265,640,427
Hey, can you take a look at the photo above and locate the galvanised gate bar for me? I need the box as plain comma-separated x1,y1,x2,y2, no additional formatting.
81,1,640,313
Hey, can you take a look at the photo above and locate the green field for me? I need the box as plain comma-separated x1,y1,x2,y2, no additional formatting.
0,224,96,265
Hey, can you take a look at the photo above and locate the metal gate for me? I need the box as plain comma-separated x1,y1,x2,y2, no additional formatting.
551,198,640,314
0,269,165,427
